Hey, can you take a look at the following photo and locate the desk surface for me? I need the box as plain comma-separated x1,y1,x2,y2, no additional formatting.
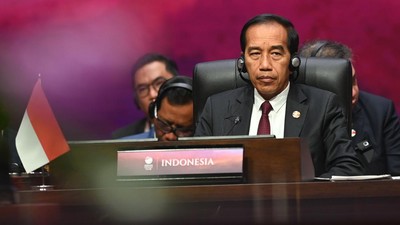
3,179,400,225
3,138,397,224
49,137,314,188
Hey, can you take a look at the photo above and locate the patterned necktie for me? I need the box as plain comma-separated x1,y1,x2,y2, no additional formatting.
257,101,272,135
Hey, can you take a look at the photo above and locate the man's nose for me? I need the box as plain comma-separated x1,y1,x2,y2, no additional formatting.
163,132,178,141
260,55,272,70
149,85,158,98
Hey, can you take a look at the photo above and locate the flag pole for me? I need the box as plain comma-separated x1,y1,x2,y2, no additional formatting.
17,73,69,190
32,74,54,191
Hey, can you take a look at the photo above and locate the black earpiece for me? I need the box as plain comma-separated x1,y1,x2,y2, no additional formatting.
237,56,250,83
289,54,301,71
237,56,247,73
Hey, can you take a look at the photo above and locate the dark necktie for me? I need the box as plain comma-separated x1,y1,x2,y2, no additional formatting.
257,101,272,135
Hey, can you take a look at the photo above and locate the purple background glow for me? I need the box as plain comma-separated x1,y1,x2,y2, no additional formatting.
1,0,399,140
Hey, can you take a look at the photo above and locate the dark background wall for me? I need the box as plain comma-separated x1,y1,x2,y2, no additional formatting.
1,0,399,140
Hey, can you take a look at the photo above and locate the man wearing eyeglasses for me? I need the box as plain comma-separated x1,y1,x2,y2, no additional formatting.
112,53,178,139
151,76,194,141
121,76,194,141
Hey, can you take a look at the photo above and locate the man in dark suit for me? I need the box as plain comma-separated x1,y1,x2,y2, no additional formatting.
299,40,400,175
120,76,194,141
195,14,364,178
112,53,179,139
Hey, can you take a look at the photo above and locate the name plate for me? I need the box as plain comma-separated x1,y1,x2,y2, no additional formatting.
117,147,243,181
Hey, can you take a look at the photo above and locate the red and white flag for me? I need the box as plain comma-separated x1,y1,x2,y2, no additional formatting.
16,79,69,173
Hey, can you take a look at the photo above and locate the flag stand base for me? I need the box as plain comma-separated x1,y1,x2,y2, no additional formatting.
30,166,53,191
31,184,54,191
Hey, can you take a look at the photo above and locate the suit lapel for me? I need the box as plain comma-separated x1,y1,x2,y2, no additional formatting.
351,94,371,143
284,84,309,137
223,86,253,135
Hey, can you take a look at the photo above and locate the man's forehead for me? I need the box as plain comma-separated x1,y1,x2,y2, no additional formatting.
246,23,288,49
134,66,173,86
158,99,193,123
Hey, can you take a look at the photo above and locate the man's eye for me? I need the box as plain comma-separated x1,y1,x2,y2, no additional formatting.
249,52,260,58
153,80,165,88
136,86,147,93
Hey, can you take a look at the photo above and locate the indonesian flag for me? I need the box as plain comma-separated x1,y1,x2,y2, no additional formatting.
16,79,70,173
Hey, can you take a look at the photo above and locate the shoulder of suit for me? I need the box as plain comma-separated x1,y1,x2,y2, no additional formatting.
292,83,336,97
112,117,148,138
210,85,252,99
359,91,393,104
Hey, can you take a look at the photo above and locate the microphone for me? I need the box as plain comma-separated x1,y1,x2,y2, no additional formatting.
234,116,240,124
227,116,241,135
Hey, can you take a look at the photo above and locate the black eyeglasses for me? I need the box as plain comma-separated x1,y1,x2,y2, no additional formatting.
135,77,167,97
154,116,194,137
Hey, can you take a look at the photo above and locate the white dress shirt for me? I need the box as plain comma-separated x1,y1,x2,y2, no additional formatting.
249,83,290,138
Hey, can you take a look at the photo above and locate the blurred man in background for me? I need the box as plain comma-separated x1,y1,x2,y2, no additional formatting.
112,53,178,139
299,40,400,175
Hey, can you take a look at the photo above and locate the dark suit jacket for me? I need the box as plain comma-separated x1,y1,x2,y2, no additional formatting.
352,91,400,175
111,118,148,139
195,84,364,177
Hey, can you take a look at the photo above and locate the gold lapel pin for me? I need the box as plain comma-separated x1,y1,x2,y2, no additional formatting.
292,111,301,119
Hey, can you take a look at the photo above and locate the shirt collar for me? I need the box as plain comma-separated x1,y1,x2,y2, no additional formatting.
254,82,290,112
